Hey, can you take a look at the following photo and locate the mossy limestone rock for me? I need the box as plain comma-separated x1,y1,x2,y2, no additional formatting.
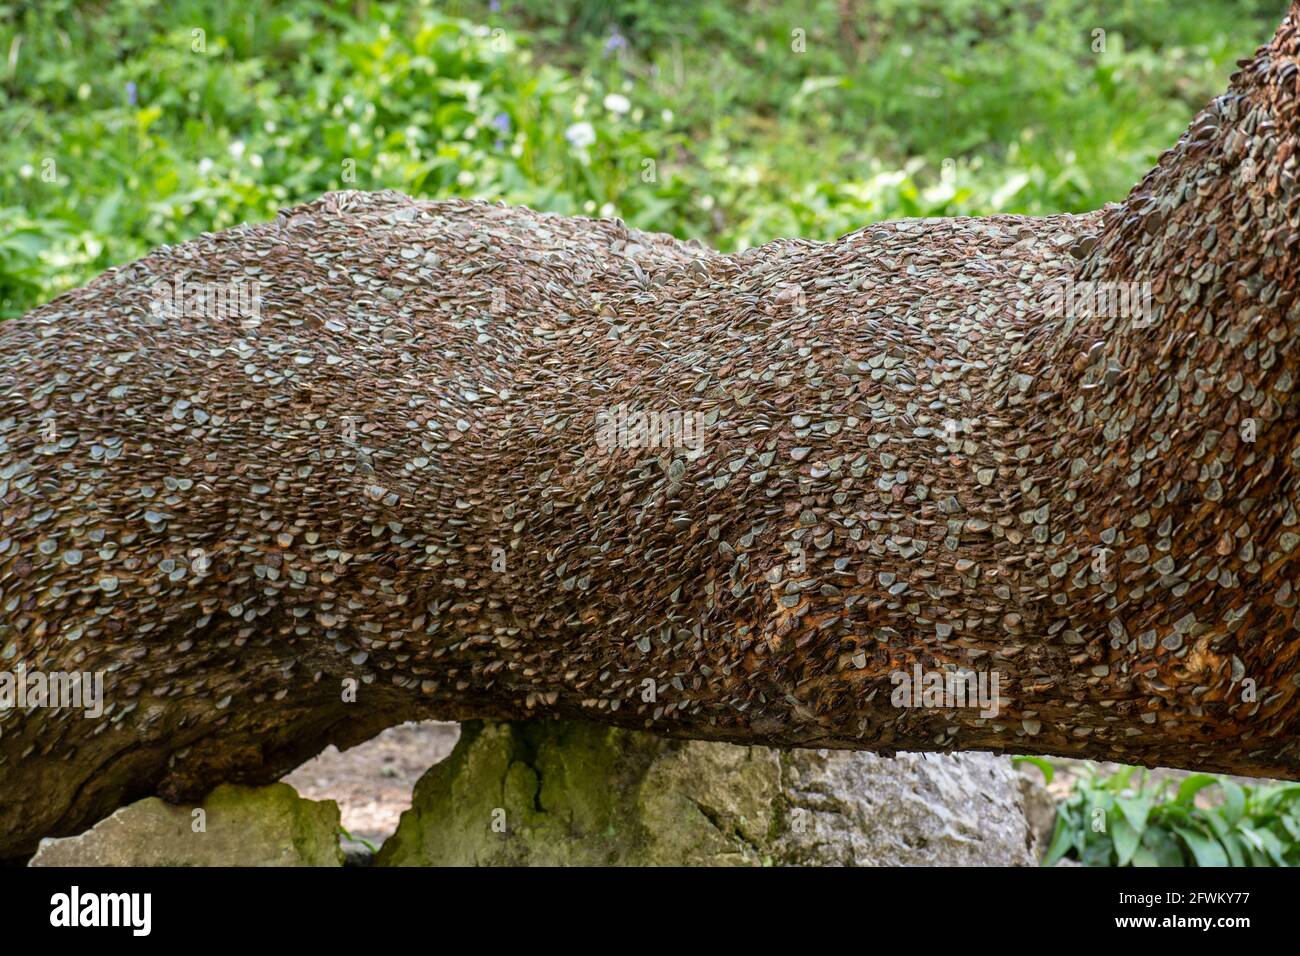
377,720,1035,866
28,783,342,867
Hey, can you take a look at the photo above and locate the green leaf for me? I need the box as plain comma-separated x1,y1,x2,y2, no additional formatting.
1219,780,1246,824
1042,812,1074,867
1131,845,1159,867
1081,834,1116,867
1144,828,1186,867
1112,816,1141,866
1237,825,1282,866
1012,755,1054,785
1219,832,1245,867
1173,825,1228,867
1254,827,1288,865
1203,814,1245,866
1116,795,1153,834
1175,774,1218,806
1108,765,1136,792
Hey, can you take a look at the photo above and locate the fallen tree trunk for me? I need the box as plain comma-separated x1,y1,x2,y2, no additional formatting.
3,8,1300,861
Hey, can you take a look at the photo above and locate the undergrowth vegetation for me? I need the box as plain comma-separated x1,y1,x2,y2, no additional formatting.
0,0,1282,316
1018,759,1300,866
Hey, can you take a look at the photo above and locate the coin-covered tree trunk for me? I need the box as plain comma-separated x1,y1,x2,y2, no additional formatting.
3,7,1300,862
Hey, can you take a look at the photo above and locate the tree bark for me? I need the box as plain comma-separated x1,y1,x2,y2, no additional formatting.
3,7,1300,861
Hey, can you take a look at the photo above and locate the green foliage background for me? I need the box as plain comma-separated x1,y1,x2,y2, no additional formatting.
0,0,1285,318
1017,759,1300,867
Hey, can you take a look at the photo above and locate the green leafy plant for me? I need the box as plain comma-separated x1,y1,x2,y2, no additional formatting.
1044,765,1300,867
0,211,67,319
0,0,1282,318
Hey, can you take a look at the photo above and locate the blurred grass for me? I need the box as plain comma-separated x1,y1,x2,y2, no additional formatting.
0,0,1285,317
